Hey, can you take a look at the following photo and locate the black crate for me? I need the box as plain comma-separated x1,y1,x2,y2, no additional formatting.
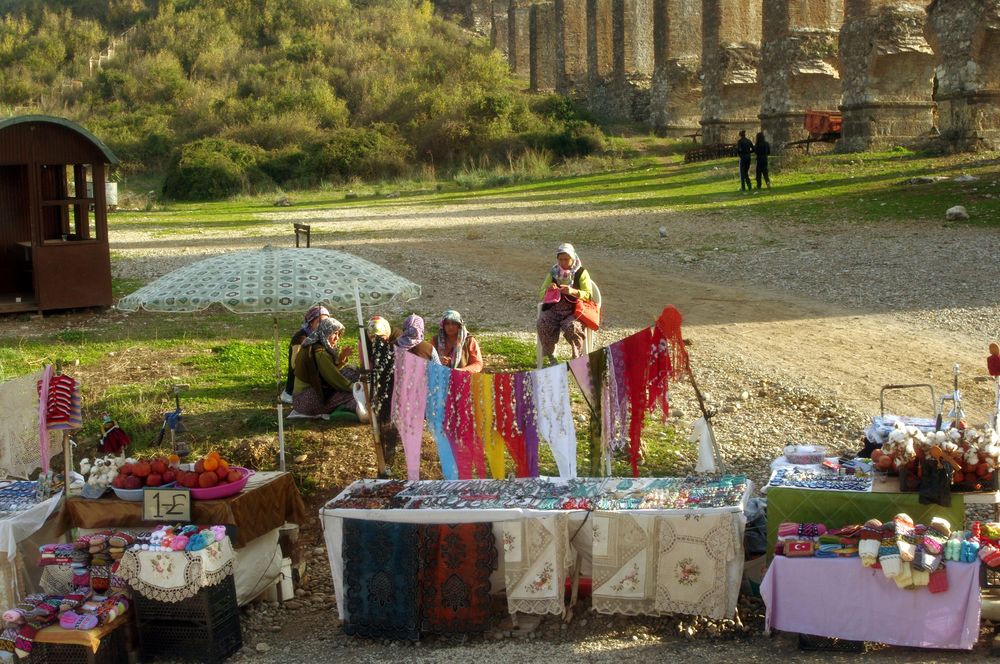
137,611,242,664
134,574,237,626
30,618,127,664
797,633,865,653
982,564,1000,589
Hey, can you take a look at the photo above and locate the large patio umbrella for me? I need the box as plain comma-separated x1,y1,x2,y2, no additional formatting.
117,246,421,471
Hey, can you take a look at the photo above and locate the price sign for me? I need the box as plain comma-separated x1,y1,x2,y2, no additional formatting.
143,487,191,522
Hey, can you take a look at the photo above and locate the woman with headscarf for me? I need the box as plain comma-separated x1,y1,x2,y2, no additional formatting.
435,310,483,373
536,242,594,364
292,317,369,421
394,314,441,364
281,305,330,403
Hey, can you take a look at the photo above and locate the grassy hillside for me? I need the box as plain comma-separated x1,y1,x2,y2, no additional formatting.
0,0,605,199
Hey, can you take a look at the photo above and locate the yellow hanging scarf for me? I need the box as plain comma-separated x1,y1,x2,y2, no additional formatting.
472,373,506,479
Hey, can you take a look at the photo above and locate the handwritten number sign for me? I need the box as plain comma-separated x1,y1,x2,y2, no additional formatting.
143,487,191,522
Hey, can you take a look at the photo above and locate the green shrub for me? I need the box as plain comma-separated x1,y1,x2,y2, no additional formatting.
162,138,272,201
309,125,412,181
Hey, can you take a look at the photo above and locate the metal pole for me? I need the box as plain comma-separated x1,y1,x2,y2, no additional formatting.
274,316,286,472
353,280,386,476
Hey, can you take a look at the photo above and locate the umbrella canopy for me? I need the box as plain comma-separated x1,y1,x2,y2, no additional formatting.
117,246,420,314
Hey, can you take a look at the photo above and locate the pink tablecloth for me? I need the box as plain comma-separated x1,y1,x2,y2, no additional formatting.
761,557,981,650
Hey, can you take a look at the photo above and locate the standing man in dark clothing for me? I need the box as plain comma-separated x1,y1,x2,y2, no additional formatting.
754,131,771,189
736,130,754,192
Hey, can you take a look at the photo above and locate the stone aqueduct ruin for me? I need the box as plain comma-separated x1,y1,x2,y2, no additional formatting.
439,0,1000,151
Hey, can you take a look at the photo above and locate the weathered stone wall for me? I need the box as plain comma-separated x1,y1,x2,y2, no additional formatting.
556,0,589,91
650,0,703,134
759,0,843,149
926,0,1000,150
838,0,936,152
701,0,763,144
492,0,511,58
531,2,558,90
509,0,533,77
436,0,494,35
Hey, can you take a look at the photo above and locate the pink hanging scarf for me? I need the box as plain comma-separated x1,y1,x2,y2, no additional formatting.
391,351,428,480
444,371,486,479
37,365,52,474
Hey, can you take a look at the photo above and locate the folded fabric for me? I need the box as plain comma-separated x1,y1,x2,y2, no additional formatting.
928,567,949,593
815,544,839,558
835,546,858,557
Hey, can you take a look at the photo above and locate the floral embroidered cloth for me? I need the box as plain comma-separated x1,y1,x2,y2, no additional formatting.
118,537,235,602
502,514,569,616
419,523,497,633
655,511,741,619
591,512,659,615
343,519,421,640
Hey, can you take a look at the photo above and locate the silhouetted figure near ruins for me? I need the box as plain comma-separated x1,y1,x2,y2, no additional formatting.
755,132,771,190
736,130,754,192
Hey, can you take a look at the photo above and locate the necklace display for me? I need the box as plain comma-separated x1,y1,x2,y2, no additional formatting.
767,467,873,492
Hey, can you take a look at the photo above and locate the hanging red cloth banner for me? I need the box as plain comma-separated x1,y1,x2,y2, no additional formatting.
492,373,529,476
444,371,487,479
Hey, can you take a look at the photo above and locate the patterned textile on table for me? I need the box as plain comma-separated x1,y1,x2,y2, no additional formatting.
342,519,420,640
419,523,497,633
654,512,741,620
591,512,660,615
502,514,569,616
0,370,50,479
118,537,235,602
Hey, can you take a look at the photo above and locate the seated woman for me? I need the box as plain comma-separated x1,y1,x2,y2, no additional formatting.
434,310,483,372
281,305,329,403
536,242,594,364
292,317,369,421
394,314,441,363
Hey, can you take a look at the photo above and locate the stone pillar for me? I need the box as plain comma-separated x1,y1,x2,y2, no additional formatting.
531,2,558,91
586,0,654,120
838,0,936,152
588,0,615,83
556,0,589,92
700,0,763,145
492,0,511,58
926,0,1000,151
759,0,843,150
650,0,703,134
509,0,533,77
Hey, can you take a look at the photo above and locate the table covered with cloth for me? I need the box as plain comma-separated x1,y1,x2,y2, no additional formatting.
765,485,965,560
63,472,305,548
321,478,750,632
762,556,981,650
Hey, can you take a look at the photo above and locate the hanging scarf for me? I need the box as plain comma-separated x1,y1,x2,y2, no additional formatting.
514,373,540,477
426,361,458,480
577,348,604,476
604,341,630,455
391,351,428,481
444,371,486,479
493,374,529,477
622,328,653,477
436,310,469,370
655,305,689,379
472,374,507,479
367,335,395,420
532,364,577,479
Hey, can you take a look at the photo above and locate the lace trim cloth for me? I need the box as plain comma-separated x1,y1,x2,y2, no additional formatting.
655,511,740,620
0,371,49,478
118,537,235,602
591,512,659,616
503,514,569,616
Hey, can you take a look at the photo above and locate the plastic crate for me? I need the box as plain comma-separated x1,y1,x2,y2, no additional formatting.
137,611,242,664
30,618,127,664
134,575,242,663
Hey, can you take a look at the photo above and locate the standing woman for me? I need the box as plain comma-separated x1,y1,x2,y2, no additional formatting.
536,242,594,364
755,131,771,189
291,317,368,421
435,310,483,373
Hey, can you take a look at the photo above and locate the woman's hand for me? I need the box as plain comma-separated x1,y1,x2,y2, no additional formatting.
559,284,576,297
338,346,354,365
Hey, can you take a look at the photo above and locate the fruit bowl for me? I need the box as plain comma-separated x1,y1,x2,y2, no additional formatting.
188,467,253,500
111,482,176,502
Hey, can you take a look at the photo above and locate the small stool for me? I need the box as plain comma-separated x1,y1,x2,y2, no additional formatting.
31,613,130,664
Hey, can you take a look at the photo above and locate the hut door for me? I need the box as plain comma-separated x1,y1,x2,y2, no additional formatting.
0,164,34,302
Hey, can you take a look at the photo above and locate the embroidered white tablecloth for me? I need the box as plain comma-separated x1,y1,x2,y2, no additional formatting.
118,537,236,602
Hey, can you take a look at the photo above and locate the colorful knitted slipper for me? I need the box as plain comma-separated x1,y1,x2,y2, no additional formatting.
59,611,98,631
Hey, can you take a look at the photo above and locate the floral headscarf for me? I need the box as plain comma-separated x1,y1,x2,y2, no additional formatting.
367,315,391,340
436,310,468,369
302,317,344,358
300,305,330,333
395,314,425,351
551,243,582,286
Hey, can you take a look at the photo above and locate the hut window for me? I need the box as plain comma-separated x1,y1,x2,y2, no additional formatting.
39,163,96,242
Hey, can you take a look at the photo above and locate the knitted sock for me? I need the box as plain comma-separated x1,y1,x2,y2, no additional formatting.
90,566,110,593
893,561,913,589
911,566,930,587
858,519,883,568
879,522,901,578
107,533,135,549
928,567,949,594
961,536,980,563
945,532,963,561
917,524,946,572
979,544,1000,568
0,627,15,656
894,514,916,562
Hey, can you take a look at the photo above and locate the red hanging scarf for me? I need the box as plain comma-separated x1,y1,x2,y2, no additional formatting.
621,328,652,477
443,371,486,479
492,374,528,477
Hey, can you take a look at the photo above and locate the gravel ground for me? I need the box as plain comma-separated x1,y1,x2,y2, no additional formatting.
12,189,1000,662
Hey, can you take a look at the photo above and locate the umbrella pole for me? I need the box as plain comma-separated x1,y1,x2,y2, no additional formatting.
353,281,387,477
274,316,286,472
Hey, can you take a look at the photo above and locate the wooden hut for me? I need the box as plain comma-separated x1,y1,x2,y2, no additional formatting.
0,115,118,313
